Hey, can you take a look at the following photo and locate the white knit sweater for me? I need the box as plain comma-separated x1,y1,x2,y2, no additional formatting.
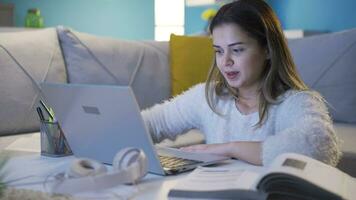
142,83,341,166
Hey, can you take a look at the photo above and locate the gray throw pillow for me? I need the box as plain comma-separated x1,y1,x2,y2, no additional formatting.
56,27,170,109
0,28,67,135
288,28,356,123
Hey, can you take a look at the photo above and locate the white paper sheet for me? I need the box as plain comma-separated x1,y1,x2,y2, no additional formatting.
3,154,139,199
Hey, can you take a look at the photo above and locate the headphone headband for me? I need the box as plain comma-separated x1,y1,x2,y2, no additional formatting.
52,147,147,194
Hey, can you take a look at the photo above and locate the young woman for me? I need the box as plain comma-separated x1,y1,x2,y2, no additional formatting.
142,0,340,166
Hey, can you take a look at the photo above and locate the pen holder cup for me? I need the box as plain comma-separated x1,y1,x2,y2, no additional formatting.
40,120,73,157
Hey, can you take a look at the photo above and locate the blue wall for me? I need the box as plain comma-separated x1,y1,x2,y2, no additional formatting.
268,0,356,32
0,0,154,40
4,0,355,39
185,1,356,34
185,5,220,35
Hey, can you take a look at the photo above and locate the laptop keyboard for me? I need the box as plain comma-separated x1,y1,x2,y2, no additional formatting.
159,155,203,169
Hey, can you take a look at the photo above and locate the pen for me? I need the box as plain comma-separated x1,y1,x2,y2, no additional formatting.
40,100,54,120
37,107,54,151
36,107,45,121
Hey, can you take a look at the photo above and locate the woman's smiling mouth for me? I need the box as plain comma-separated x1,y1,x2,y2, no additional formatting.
225,71,239,80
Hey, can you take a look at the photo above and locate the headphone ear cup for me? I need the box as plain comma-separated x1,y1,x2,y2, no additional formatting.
52,148,148,194
113,147,148,183
67,158,107,178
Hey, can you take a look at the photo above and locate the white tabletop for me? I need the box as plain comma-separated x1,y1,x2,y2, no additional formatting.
1,133,263,199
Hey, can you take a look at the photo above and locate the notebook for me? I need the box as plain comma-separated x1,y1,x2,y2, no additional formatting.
40,83,229,175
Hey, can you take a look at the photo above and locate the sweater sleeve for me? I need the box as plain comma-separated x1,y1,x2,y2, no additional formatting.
141,83,205,143
262,91,341,166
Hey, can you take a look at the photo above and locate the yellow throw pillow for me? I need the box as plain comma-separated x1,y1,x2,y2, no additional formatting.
169,34,214,96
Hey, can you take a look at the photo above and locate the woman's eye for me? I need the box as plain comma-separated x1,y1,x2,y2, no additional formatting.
233,48,244,53
214,49,223,54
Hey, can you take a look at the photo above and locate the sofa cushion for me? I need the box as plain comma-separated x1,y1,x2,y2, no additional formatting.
169,34,214,96
57,27,170,109
0,28,67,135
288,29,356,123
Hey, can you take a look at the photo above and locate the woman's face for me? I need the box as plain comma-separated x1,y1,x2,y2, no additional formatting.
212,23,268,91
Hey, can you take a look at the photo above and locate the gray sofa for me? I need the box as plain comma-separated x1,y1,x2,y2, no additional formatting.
0,27,355,176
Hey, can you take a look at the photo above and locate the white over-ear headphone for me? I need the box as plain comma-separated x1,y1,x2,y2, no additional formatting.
51,147,148,194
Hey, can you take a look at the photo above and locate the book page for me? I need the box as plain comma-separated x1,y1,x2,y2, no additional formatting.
257,153,356,199
171,166,260,192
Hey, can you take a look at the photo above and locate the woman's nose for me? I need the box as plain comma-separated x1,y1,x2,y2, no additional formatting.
222,53,234,67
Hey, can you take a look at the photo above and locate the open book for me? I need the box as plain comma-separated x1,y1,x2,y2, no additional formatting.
168,153,356,200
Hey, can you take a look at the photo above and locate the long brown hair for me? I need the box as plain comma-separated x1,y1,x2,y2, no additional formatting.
205,0,308,126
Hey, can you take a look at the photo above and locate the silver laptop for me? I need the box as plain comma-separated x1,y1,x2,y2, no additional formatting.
40,83,229,175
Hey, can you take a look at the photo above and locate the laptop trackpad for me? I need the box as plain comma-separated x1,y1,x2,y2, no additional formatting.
155,146,229,163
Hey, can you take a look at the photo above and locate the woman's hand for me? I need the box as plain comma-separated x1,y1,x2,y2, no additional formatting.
180,143,231,156
180,141,263,165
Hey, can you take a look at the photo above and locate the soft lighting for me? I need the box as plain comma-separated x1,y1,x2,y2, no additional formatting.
186,0,233,6
155,0,185,41
186,0,215,6
155,0,184,26
155,27,184,41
